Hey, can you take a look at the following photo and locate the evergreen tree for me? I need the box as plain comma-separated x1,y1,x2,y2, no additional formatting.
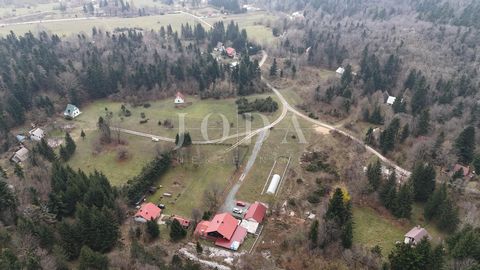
308,219,319,249
0,249,21,270
369,106,384,124
79,246,109,270
447,225,480,265
270,58,278,76
81,130,86,140
36,138,57,162
170,219,187,241
393,184,413,219
146,218,160,239
367,159,382,191
65,132,76,157
14,163,24,179
416,109,430,136
380,172,397,211
325,188,353,249
0,178,16,224
365,127,375,146
59,145,69,161
392,96,406,113
410,163,436,202
455,126,475,164
400,124,410,143
473,154,480,173
196,241,203,254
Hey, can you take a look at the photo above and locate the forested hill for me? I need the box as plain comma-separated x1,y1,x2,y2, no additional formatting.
0,21,263,152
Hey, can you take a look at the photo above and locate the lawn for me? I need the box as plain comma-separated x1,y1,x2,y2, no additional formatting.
353,204,445,256
67,129,172,186
353,206,406,255
146,144,243,217
75,94,281,142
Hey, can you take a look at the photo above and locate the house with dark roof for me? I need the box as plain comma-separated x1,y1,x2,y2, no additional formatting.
404,226,430,245
64,104,81,119
134,203,162,223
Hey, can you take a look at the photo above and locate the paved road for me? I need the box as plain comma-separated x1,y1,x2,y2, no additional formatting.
0,16,101,28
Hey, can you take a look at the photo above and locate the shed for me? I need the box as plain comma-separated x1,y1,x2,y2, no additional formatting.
266,174,281,194
29,128,45,141
336,67,345,77
11,147,29,164
404,226,430,245
244,201,267,223
172,215,191,228
240,219,259,234
226,47,236,58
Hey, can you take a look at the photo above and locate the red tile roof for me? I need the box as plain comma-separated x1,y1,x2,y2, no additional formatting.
135,203,161,221
172,215,191,228
176,92,185,100
226,47,236,56
206,213,238,240
244,202,267,223
215,226,247,250
194,220,211,237
453,164,471,176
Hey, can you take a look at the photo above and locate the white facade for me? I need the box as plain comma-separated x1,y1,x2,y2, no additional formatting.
174,96,185,104
64,104,81,119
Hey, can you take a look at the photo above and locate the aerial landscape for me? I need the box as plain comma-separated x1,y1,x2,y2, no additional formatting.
1,0,480,269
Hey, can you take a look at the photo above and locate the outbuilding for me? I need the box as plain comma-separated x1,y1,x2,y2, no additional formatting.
404,226,430,245
266,174,281,194
29,128,45,142
336,67,345,77
244,201,267,223
11,147,29,164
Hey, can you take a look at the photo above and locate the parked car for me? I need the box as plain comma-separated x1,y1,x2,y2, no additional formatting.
157,204,165,209
232,208,243,214
236,201,246,207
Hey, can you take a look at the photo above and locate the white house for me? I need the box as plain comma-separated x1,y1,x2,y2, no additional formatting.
386,96,397,105
174,92,185,104
64,104,81,119
29,128,45,142
336,67,345,77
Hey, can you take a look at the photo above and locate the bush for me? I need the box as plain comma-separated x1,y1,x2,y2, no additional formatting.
143,103,151,108
140,112,146,119
139,119,149,124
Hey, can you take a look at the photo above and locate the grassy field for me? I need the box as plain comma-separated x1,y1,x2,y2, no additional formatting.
353,206,405,255
353,204,444,256
0,10,277,46
235,113,320,203
75,94,281,142
146,144,244,217
67,129,173,186
206,11,277,45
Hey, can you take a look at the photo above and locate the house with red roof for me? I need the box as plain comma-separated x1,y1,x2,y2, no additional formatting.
194,212,247,251
174,92,185,104
134,203,162,223
226,47,236,58
244,201,267,223
172,215,191,228
206,213,239,240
